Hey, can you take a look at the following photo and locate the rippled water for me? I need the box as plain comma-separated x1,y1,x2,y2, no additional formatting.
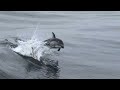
0,11,120,79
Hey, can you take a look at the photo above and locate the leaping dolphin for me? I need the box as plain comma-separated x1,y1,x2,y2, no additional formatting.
44,32,64,51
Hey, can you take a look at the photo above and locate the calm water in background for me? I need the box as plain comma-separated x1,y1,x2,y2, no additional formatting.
0,11,120,79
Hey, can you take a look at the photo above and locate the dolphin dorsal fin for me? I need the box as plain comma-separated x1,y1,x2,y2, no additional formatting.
52,32,56,38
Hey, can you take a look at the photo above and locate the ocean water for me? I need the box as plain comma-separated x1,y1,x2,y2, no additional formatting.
0,11,120,79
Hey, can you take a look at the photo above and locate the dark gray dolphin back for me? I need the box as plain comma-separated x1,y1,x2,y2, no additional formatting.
52,32,56,38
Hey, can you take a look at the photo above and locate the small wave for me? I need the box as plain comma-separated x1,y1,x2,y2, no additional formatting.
0,36,60,68
7,36,60,67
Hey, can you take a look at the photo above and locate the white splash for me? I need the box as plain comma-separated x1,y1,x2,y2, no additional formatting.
11,23,45,61
12,38,45,60
11,24,59,62
31,23,40,40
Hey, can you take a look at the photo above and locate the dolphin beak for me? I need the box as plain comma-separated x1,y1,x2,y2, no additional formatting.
61,46,64,48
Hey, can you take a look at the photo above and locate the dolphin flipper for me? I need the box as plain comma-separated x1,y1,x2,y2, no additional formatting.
58,48,61,51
